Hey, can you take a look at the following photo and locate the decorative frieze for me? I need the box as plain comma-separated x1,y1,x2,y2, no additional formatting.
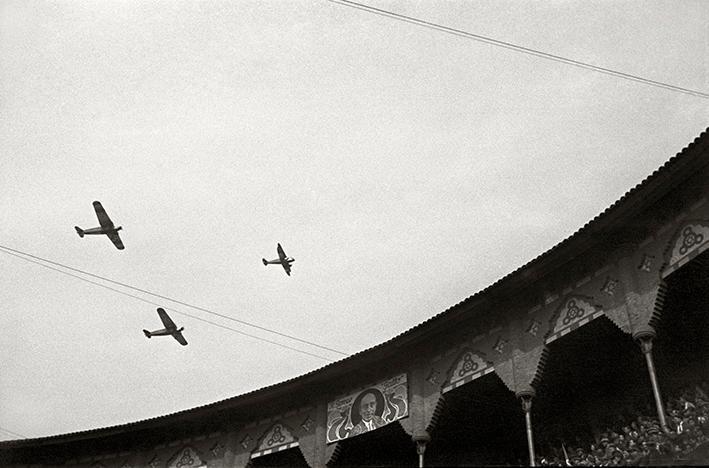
493,337,508,354
326,374,408,443
251,423,298,459
663,221,709,277
546,296,604,343
240,434,253,450
425,369,441,386
638,254,655,272
168,447,203,468
601,277,619,296
301,415,314,432
210,442,225,458
442,350,494,394
526,319,541,337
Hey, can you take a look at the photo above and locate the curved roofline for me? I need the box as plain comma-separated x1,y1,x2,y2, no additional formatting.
3,127,708,450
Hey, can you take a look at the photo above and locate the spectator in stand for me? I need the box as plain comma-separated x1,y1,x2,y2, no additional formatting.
538,380,709,466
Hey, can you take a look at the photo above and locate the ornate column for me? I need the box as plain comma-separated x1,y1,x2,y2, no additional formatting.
298,402,338,468
517,390,536,467
635,330,668,432
613,243,669,432
399,359,443,468
413,431,431,468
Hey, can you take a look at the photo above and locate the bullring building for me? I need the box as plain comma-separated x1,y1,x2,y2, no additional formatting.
2,128,709,466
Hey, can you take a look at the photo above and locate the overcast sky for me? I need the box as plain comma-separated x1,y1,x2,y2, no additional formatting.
0,0,707,440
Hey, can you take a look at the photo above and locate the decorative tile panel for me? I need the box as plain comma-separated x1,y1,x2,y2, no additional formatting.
663,221,709,277
251,423,298,459
168,447,203,468
546,296,603,344
240,434,253,450
300,416,314,432
426,369,441,386
638,254,655,272
493,337,508,354
442,349,494,394
210,442,225,458
526,319,541,337
601,277,618,296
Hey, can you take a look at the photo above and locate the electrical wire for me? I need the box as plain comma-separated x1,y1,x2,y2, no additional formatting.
0,426,27,439
327,0,709,99
0,244,348,357
0,247,339,362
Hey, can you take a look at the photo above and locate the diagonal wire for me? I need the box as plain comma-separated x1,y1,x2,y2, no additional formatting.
0,247,337,362
327,0,709,99
0,426,27,439
0,244,348,357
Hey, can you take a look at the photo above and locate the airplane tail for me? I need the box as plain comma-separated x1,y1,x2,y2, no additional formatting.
143,329,151,338
75,226,84,238
262,258,268,266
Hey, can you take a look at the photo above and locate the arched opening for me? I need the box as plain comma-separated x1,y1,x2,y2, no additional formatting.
651,248,709,465
654,248,709,392
248,447,309,467
534,315,649,462
426,372,527,466
329,420,416,466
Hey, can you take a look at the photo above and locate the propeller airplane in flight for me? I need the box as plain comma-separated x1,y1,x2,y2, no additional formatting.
75,201,124,250
262,243,294,276
143,308,188,346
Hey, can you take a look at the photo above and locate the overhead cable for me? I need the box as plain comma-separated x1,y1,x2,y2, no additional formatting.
0,426,27,439
0,246,341,362
327,0,709,99
0,244,348,357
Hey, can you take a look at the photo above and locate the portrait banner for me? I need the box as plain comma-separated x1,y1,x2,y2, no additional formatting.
326,373,408,443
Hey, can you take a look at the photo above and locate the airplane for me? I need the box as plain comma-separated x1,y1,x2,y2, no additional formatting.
143,308,188,346
262,243,294,276
75,201,124,250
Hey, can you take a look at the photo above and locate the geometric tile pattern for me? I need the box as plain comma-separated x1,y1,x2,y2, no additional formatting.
251,423,298,459
250,441,299,459
550,297,599,336
545,309,603,344
663,222,709,278
240,434,253,450
210,442,225,458
300,416,314,432
526,319,541,337
492,337,508,354
442,366,494,394
442,350,494,394
168,447,203,468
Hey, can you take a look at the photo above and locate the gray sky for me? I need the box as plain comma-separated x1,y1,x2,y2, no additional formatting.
0,0,707,440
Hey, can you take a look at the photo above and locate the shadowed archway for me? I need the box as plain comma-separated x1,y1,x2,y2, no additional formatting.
426,372,527,466
329,420,416,467
248,447,309,467
654,248,709,393
534,315,649,454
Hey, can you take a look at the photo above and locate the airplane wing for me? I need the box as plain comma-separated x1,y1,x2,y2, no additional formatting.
277,243,287,262
157,308,177,329
282,262,291,276
93,201,114,228
107,231,124,250
172,331,188,346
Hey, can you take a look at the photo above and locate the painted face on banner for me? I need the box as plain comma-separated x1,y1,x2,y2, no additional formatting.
326,374,408,443
359,393,377,421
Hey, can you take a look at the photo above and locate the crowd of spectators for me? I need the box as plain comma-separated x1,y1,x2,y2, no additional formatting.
538,381,709,466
